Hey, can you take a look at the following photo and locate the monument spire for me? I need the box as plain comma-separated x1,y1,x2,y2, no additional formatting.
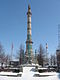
25,5,33,64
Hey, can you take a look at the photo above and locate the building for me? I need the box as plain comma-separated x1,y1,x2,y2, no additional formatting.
56,50,60,71
25,5,33,64
9,59,19,67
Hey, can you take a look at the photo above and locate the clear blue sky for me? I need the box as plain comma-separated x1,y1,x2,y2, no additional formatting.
0,0,60,56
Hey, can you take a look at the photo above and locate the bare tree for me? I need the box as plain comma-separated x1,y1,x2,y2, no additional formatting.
5,54,10,66
50,54,57,66
37,44,45,67
0,43,6,68
16,44,24,65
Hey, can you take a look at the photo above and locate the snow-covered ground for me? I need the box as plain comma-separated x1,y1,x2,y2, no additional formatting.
0,67,60,80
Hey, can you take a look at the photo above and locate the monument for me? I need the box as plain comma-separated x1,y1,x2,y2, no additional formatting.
25,5,33,64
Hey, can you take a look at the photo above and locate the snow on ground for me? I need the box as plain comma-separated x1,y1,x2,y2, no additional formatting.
0,67,60,80
0,71,22,76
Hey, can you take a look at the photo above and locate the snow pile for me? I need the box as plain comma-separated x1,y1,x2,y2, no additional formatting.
0,71,22,77
0,67,60,80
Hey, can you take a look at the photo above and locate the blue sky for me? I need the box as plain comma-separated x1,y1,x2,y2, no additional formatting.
0,0,60,56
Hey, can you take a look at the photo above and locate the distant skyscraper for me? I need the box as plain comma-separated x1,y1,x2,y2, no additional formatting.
25,5,33,63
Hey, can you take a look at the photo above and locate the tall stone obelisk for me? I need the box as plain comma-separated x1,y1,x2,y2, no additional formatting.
25,5,33,64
